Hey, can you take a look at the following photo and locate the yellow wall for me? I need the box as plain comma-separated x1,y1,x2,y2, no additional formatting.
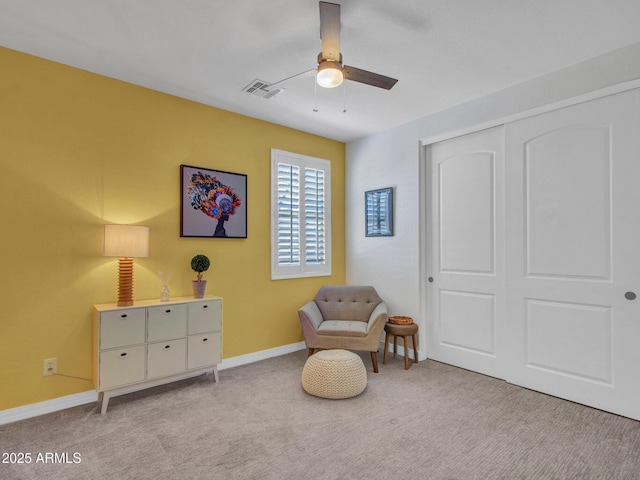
0,47,345,411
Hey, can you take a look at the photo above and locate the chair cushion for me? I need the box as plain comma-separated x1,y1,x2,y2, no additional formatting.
317,320,368,337
314,285,381,322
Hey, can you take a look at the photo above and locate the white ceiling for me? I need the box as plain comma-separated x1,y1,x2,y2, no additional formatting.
2,0,640,142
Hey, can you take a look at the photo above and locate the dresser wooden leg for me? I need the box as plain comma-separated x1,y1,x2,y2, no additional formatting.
100,392,111,415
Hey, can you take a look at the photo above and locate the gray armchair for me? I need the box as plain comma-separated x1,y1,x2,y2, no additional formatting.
298,285,388,372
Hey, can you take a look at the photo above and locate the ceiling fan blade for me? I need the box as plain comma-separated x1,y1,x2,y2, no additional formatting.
269,68,316,90
343,65,398,90
319,1,341,62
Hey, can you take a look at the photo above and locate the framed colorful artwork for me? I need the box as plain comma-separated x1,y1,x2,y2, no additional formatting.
180,165,247,238
365,187,393,237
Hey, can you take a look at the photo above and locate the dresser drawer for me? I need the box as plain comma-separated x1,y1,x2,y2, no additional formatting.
148,304,187,342
99,345,146,390
188,300,222,334
147,339,186,379
100,308,146,349
188,332,221,369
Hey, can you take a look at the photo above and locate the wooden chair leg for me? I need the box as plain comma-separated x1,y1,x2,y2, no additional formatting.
307,348,314,358
412,334,418,364
393,335,398,358
370,351,379,373
383,331,390,364
403,335,409,370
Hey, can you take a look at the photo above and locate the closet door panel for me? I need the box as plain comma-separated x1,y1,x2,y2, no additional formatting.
505,88,640,420
525,126,611,280
426,125,506,379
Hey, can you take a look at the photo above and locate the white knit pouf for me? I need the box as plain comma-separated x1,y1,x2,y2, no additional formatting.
302,349,367,399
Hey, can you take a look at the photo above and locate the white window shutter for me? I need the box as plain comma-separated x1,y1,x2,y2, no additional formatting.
271,150,331,280
277,162,300,266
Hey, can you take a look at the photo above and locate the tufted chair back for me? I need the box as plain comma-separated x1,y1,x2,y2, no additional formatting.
313,285,382,322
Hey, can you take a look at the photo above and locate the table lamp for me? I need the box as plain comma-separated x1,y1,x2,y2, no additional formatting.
103,224,150,306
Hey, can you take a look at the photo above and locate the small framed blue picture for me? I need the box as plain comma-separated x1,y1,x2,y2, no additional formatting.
365,187,393,237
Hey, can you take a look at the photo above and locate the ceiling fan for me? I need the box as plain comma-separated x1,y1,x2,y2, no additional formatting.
268,1,398,92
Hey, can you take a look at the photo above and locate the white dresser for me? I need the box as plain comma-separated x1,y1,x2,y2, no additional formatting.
93,295,222,414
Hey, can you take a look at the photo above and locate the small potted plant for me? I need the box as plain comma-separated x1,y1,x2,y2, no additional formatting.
191,254,210,298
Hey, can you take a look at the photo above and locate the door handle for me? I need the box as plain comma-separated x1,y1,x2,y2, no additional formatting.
428,277,434,283
625,291,636,300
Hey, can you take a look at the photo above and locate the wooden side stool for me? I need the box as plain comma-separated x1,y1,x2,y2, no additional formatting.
383,318,418,370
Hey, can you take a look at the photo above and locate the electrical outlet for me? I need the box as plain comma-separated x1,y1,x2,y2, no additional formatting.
43,358,57,376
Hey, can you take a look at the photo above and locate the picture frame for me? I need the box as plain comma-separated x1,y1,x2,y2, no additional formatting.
180,164,247,238
365,187,393,237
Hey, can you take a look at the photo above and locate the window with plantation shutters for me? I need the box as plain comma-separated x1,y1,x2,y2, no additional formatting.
271,149,331,279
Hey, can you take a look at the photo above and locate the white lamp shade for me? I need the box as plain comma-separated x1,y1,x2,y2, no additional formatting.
103,225,150,258
317,63,344,88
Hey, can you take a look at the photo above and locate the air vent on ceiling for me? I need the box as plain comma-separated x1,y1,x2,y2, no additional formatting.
242,79,284,99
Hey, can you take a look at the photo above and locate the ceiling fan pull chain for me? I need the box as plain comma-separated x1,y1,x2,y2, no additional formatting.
313,75,319,112
343,82,347,113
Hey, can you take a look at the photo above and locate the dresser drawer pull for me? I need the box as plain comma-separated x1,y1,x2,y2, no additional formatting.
165,309,171,314
202,304,209,309
164,345,171,350
120,314,128,319
202,338,208,343
119,352,128,358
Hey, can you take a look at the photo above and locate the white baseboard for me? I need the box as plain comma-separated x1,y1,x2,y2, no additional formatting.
0,341,308,426
0,390,98,426
219,341,306,370
381,340,424,362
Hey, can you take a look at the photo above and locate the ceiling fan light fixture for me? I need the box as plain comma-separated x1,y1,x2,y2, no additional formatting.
317,61,344,88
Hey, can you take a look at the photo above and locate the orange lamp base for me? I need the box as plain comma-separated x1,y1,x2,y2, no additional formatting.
117,257,134,307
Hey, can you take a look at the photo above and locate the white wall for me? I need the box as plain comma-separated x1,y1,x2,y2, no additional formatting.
345,42,640,356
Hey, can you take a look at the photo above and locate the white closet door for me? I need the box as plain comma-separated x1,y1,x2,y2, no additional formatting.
505,89,640,420
426,126,507,379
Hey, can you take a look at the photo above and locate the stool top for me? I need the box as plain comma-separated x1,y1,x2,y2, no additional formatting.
385,322,418,335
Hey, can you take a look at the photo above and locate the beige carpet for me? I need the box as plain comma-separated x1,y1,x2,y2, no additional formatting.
2,350,640,480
